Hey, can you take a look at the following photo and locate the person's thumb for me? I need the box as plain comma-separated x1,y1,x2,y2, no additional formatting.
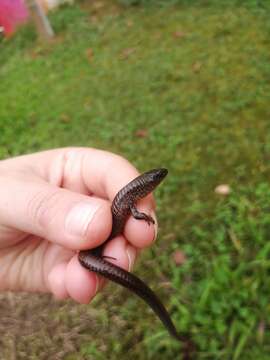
0,174,111,249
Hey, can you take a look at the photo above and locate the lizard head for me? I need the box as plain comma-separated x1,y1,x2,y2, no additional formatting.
144,168,168,187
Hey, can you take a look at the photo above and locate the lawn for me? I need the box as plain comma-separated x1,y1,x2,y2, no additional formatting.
1,0,270,358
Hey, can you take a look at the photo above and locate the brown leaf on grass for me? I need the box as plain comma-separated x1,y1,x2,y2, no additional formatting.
30,51,38,60
126,20,134,28
228,229,242,253
163,233,176,241
90,15,98,24
258,321,265,343
135,129,148,138
172,250,187,266
86,48,94,62
192,61,202,73
120,48,136,60
60,114,70,123
160,281,173,289
92,1,105,10
173,31,186,39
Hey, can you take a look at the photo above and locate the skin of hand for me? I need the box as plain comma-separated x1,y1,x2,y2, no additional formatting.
0,148,157,304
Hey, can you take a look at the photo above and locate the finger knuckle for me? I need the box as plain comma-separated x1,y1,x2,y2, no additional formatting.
27,190,63,229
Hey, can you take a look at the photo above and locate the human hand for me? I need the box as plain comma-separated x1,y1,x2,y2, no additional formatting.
0,148,157,303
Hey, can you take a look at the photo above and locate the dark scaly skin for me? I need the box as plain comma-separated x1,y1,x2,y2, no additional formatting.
78,169,193,357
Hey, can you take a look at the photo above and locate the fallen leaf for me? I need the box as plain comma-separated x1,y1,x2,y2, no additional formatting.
192,61,202,73
135,129,148,138
160,281,173,289
60,114,70,123
30,50,38,59
93,1,104,10
120,48,136,60
86,48,94,62
163,233,176,241
90,15,98,24
228,229,242,253
173,31,185,39
172,250,187,266
258,321,265,343
126,20,133,28
214,184,231,196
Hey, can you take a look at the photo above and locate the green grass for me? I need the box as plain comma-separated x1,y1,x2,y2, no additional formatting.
1,0,270,358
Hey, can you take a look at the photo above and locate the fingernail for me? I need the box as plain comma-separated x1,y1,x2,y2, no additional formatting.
126,244,136,271
150,210,158,242
65,202,100,237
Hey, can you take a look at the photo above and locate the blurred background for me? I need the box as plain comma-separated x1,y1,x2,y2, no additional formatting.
1,0,270,359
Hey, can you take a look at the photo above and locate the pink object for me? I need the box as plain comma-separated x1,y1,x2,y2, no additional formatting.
0,0,28,37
